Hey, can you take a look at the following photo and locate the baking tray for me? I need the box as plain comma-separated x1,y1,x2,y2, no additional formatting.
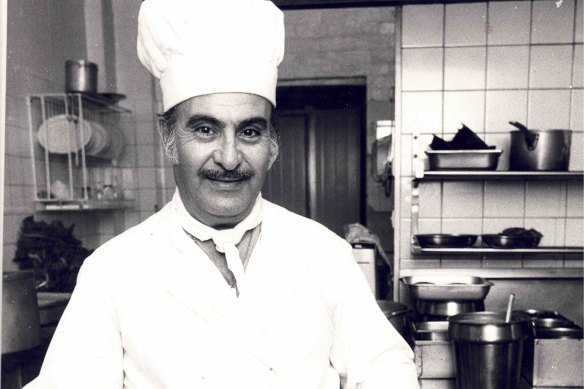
402,275,493,301
426,149,503,170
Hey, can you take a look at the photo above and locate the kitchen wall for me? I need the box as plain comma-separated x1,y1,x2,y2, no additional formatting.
281,8,397,250
3,1,165,271
396,0,583,323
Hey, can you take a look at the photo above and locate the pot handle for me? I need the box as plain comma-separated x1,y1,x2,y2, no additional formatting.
509,121,539,150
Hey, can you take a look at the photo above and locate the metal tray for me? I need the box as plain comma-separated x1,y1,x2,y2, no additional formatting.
402,275,493,301
426,149,503,171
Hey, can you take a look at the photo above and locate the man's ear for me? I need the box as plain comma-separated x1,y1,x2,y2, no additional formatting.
267,141,279,170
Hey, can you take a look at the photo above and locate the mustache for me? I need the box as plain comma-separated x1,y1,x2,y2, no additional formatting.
201,169,253,181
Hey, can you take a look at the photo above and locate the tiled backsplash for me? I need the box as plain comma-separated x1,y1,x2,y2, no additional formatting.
397,0,584,266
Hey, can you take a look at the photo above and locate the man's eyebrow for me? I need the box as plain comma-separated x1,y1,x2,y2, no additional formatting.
185,114,223,129
238,117,270,129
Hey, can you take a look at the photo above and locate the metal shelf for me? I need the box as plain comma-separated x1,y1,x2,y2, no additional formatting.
399,267,584,280
411,245,584,255
415,170,584,181
35,199,135,211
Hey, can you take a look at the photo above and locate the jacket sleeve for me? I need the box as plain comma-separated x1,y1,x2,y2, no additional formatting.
326,245,419,389
24,255,124,389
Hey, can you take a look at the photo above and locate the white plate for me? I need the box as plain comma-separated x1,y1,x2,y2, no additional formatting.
37,114,92,154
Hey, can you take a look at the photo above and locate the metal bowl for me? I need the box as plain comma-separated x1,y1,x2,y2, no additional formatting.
415,234,478,248
416,299,485,319
533,317,575,328
413,321,450,341
481,234,541,248
515,309,562,319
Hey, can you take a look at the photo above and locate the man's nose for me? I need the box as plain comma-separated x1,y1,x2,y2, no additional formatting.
213,134,242,171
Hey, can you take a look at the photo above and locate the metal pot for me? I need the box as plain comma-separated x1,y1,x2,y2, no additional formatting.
377,300,412,344
2,271,41,354
509,121,571,171
65,59,98,93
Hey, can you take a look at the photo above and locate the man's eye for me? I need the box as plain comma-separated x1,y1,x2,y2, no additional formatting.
240,128,260,138
194,126,216,136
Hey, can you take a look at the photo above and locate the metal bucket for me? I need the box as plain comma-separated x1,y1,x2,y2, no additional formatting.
65,59,98,93
448,311,532,389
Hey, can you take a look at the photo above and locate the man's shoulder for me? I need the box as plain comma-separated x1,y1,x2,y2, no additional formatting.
262,199,349,247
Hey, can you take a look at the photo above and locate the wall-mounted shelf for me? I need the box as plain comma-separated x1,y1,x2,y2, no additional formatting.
411,245,584,255
415,170,584,181
35,199,135,212
400,267,584,280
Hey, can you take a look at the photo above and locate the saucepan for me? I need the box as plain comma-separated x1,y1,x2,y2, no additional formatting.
509,121,572,171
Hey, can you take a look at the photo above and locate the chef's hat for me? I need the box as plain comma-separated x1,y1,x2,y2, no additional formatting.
137,0,285,111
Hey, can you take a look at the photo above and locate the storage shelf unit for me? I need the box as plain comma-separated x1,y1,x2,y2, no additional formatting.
410,171,583,257
411,246,584,255
415,170,584,181
27,93,133,211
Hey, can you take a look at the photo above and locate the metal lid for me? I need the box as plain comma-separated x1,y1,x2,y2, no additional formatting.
448,311,532,343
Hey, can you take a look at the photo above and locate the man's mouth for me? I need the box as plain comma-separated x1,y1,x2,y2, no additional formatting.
201,169,252,183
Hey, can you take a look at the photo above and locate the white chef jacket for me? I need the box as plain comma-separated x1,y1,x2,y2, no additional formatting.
25,195,418,389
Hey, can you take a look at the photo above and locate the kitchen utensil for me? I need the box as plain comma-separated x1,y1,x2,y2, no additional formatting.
505,293,515,322
65,59,98,94
449,311,532,389
414,234,478,248
425,149,503,170
481,234,541,248
402,275,492,301
534,325,583,339
37,114,93,154
416,300,485,319
2,271,42,354
509,121,572,171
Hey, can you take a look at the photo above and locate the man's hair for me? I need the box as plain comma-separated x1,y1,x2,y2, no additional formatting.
157,105,280,166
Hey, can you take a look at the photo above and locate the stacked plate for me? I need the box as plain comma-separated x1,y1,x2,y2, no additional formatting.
37,115,124,159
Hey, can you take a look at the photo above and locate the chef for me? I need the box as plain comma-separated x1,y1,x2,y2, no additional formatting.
25,0,418,388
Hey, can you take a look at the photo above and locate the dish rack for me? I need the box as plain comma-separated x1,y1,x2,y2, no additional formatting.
27,93,133,211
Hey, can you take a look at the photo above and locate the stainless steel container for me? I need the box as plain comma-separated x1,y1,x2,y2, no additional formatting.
448,312,532,389
509,128,572,171
65,59,98,93
426,149,503,170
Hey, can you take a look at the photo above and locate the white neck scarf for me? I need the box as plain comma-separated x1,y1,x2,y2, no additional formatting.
173,190,263,295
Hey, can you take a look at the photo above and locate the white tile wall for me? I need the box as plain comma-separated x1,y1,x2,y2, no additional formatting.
576,0,583,43
487,1,531,45
529,45,573,88
398,0,583,273
443,91,485,133
444,47,487,90
401,48,444,91
573,45,583,88
484,181,525,217
485,90,528,133
486,46,529,89
531,0,575,44
401,92,443,134
528,89,571,128
445,3,487,46
442,181,483,217
402,4,444,47
525,181,567,218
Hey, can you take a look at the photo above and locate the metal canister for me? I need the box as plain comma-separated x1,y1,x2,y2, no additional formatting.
448,311,532,389
65,59,98,93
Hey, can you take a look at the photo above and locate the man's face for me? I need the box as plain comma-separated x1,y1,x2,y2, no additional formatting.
173,93,275,228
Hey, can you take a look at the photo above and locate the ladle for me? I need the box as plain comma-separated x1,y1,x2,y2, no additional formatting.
509,121,538,150
505,293,515,323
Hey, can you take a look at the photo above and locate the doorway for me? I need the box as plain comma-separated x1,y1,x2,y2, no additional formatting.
263,84,366,237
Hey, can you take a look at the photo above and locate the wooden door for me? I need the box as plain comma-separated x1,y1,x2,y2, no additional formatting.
263,106,363,237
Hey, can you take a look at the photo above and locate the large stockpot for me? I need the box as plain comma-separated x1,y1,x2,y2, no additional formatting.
509,122,571,171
